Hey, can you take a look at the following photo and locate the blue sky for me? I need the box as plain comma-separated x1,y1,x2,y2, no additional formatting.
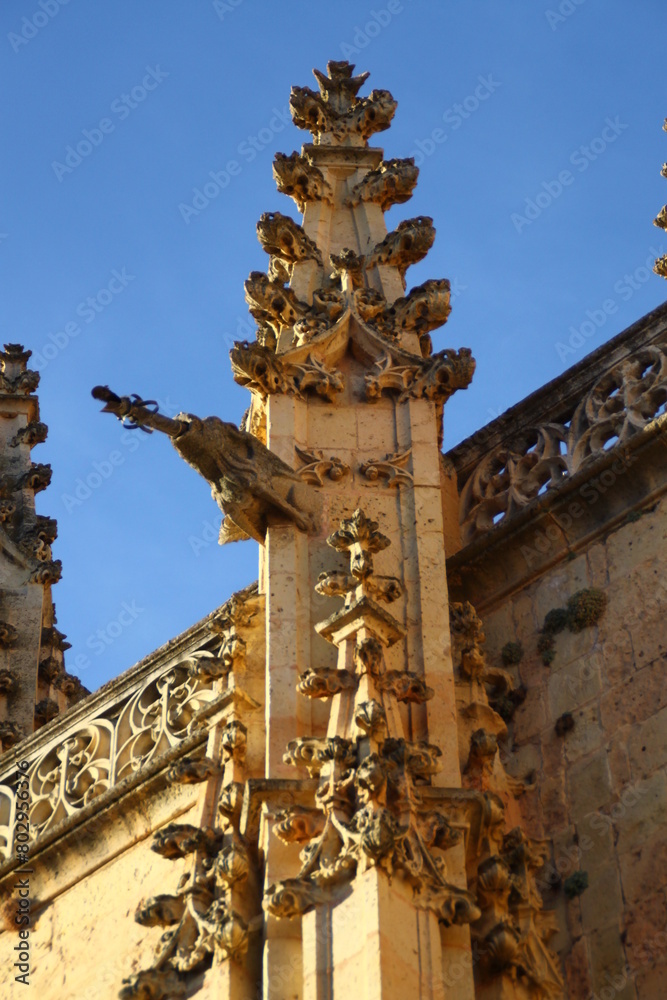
1,0,665,691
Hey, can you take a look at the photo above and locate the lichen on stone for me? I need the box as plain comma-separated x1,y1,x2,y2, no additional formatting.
542,607,570,635
501,640,523,666
563,870,589,898
537,633,556,666
538,588,607,665
555,711,575,736
566,588,607,632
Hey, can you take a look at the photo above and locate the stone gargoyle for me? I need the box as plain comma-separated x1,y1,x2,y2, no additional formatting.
91,386,318,543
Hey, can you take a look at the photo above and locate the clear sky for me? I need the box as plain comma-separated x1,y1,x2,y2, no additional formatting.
2,0,665,691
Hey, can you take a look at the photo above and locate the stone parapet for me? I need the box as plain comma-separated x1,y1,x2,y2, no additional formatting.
447,301,667,550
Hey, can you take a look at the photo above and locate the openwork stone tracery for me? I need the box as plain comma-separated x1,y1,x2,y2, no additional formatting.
455,333,667,543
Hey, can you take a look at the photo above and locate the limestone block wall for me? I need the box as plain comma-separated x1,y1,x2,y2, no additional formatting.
471,496,667,1000
0,796,203,999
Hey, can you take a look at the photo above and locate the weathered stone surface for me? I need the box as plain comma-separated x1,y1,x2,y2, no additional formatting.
1,52,666,1000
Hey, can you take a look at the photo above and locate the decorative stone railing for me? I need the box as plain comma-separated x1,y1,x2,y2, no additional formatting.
447,302,667,546
0,593,253,861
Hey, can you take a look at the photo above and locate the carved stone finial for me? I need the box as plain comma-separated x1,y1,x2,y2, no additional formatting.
326,508,390,579
1,344,32,367
0,345,39,395
290,61,396,146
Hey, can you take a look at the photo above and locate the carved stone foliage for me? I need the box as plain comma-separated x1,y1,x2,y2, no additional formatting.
236,167,471,393
57,673,89,704
29,560,62,585
0,344,40,395
290,60,397,145
265,508,479,927
295,446,351,486
654,120,667,278
0,667,18,694
381,278,452,337
359,449,413,487
118,968,187,1000
472,829,564,997
117,599,260,996
130,863,249,981
38,656,61,685
448,599,564,995
257,212,322,265
34,697,59,726
0,721,24,749
167,755,220,785
376,670,433,704
242,264,456,359
0,621,18,648
0,500,16,522
345,157,419,211
126,730,253,992
244,270,310,332
458,336,667,543
120,788,258,988
365,217,435,280
152,823,222,861
297,667,357,698
267,730,478,924
42,624,70,650
273,807,326,845
10,421,48,448
16,463,52,493
230,342,344,403
450,601,516,726
272,151,333,212
365,348,475,404
19,523,55,564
